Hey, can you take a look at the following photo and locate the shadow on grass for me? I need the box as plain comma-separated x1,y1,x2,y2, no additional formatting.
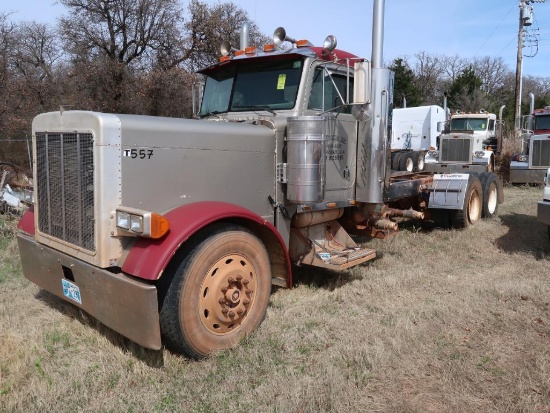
495,212,550,259
35,289,165,367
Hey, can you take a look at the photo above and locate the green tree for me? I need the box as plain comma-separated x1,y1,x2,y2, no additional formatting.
447,66,486,111
389,57,421,108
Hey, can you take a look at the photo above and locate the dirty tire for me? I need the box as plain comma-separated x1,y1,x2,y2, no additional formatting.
452,175,482,229
479,172,499,218
399,152,414,172
159,224,272,359
414,151,425,171
391,152,402,170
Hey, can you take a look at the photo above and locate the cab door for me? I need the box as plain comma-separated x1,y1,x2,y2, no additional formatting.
306,66,357,203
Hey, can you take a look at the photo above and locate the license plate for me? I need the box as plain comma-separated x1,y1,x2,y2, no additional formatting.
62,279,82,304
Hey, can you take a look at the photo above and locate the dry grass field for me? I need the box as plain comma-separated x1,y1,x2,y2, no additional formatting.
1,184,549,413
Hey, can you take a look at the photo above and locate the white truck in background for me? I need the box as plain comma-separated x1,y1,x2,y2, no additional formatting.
538,168,550,240
425,108,505,174
390,105,446,172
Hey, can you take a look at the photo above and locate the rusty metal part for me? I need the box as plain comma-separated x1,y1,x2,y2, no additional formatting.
352,202,378,223
367,217,398,231
199,253,257,335
382,206,425,220
291,208,344,228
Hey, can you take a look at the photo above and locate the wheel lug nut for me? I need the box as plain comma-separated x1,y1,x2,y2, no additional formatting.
236,275,242,281
237,309,244,315
221,287,228,293
218,298,225,304
228,311,235,318
222,308,229,314
228,277,235,283
243,299,250,305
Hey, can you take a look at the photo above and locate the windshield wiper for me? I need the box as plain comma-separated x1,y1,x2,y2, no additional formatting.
232,105,276,115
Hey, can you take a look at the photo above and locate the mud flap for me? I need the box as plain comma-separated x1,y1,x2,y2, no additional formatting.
428,173,470,210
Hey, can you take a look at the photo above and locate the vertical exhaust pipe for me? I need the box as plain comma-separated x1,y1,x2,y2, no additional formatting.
497,105,506,154
356,0,389,204
372,0,385,69
240,22,250,50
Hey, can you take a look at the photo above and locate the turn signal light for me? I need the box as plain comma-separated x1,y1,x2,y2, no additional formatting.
149,213,170,239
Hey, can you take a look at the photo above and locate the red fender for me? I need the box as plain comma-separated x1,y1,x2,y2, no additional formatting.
17,206,35,235
121,201,292,286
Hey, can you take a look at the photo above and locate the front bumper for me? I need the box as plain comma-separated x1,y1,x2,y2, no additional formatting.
538,200,550,226
17,232,162,350
509,162,547,184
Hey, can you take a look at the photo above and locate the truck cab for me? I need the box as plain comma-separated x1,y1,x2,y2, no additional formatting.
424,111,499,173
510,107,550,184
15,0,503,358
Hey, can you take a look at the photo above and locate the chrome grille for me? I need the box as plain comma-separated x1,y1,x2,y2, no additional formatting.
36,132,95,251
531,139,550,168
439,136,472,163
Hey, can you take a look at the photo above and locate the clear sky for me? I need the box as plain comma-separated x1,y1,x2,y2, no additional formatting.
3,0,550,78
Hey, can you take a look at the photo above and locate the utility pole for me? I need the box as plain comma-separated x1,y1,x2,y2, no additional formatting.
514,0,545,138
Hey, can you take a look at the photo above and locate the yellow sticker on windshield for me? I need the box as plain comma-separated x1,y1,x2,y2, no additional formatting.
277,74,286,90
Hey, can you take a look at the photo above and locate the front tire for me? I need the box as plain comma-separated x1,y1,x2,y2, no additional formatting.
160,224,272,359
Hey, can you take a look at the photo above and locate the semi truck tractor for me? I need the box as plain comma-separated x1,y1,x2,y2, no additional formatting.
538,168,550,240
16,0,504,358
510,103,550,184
425,108,505,174
390,105,446,172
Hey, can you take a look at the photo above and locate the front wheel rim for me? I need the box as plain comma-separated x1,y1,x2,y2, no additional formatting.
199,253,257,335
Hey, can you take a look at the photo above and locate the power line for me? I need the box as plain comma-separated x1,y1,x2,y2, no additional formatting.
474,1,517,57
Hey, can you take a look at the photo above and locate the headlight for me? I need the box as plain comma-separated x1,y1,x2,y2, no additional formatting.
428,150,439,158
115,208,170,239
518,154,528,162
474,151,484,158
116,211,130,230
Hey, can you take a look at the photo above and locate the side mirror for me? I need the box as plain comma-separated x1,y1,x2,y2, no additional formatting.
352,60,371,105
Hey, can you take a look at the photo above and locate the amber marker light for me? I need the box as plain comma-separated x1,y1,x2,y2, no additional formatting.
296,39,310,48
149,213,170,239
245,46,257,55
235,50,245,56
263,43,276,52
219,56,230,62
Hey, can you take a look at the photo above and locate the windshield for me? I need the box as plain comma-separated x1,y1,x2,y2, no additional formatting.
450,118,488,131
199,57,304,116
535,115,550,131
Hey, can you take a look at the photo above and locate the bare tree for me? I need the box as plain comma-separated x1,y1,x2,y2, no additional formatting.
413,51,445,105
58,0,187,111
471,56,510,97
183,0,269,71
441,54,468,83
